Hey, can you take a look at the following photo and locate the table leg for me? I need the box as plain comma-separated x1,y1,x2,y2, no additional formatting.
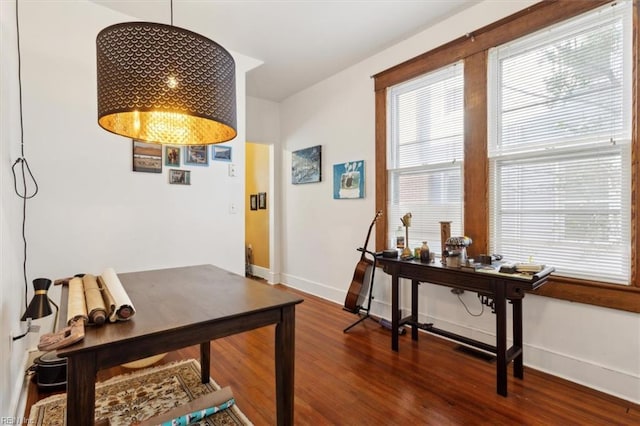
494,283,508,397
391,275,399,351
200,341,211,384
512,298,524,379
66,353,97,426
275,305,296,426
411,280,419,341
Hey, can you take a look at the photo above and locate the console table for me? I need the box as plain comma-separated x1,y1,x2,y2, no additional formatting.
57,264,303,425
375,256,553,396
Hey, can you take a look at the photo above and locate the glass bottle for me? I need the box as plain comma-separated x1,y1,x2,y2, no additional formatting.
420,241,430,263
396,226,405,249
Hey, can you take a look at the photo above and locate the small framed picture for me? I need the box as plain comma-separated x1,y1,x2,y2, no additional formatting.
164,146,181,167
132,140,162,173
258,192,267,209
212,145,232,162
333,160,365,199
169,169,190,185
184,145,209,166
250,194,258,211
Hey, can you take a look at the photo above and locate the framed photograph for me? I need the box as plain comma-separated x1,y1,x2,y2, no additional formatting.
132,140,162,173
292,145,321,184
250,194,258,211
212,145,232,162
184,145,209,166
169,169,190,185
164,146,181,167
258,192,267,209
333,160,365,199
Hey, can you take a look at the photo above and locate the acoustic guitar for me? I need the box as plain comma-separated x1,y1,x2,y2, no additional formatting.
343,210,382,313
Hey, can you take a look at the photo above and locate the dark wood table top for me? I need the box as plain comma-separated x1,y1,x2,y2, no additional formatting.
57,264,304,358
376,256,554,294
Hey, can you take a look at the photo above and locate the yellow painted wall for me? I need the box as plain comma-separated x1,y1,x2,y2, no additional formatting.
245,143,270,268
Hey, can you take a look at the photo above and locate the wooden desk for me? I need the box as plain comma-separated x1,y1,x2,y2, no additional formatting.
375,256,553,396
57,264,303,426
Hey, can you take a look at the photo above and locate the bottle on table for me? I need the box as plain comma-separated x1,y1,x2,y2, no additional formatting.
420,241,430,263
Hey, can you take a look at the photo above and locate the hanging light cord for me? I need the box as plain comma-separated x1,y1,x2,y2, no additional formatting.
170,0,174,26
11,0,39,314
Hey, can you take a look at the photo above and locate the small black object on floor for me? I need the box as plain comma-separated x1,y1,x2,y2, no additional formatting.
454,345,495,363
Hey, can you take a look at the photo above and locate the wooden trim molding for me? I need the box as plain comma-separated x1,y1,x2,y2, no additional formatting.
374,0,640,313
535,277,640,313
462,51,488,258
375,89,388,251
373,0,610,91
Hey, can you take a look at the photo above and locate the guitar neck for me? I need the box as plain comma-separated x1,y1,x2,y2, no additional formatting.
360,211,382,260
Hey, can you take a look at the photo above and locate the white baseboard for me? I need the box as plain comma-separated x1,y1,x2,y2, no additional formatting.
280,273,344,303
524,343,640,404
248,264,280,284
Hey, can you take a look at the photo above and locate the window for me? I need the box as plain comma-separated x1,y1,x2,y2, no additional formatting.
375,0,640,312
488,1,632,284
387,63,464,252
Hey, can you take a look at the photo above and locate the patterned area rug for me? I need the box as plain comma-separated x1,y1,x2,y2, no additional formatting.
28,359,253,426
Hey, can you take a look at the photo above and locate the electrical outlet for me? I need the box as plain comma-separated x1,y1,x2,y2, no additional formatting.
451,288,464,295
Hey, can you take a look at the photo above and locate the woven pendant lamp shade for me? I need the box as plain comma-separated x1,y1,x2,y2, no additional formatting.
97,22,237,145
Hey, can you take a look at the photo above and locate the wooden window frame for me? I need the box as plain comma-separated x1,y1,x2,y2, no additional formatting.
374,0,640,313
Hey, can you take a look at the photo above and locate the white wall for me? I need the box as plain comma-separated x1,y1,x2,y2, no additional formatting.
1,0,35,416
274,0,640,404
247,97,280,146
1,0,254,416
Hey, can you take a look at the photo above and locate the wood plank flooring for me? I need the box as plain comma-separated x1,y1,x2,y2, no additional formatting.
25,283,640,425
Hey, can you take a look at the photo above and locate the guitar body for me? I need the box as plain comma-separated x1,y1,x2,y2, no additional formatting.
343,211,382,313
343,258,373,313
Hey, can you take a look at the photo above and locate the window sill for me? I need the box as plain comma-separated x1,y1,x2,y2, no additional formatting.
533,276,640,313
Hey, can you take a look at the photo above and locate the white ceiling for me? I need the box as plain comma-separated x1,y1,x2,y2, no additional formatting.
91,0,480,102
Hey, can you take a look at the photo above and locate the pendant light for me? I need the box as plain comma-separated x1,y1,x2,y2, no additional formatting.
96,1,236,145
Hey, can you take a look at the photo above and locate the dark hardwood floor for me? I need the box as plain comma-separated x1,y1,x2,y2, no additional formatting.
25,283,640,425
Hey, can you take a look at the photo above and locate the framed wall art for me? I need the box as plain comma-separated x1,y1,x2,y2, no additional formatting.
132,140,162,173
258,192,267,209
169,169,190,185
184,145,209,166
333,160,365,199
291,145,321,184
212,145,232,162
250,194,258,211
164,146,181,167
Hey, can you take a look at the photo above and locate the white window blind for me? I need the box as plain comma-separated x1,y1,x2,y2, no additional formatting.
387,62,464,252
488,1,631,284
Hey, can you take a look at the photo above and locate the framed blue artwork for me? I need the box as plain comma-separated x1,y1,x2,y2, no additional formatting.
333,160,364,199
291,145,321,184
212,145,232,162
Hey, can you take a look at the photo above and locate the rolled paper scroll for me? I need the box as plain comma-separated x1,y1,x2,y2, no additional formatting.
100,267,136,322
82,274,107,325
97,274,116,321
66,277,88,325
